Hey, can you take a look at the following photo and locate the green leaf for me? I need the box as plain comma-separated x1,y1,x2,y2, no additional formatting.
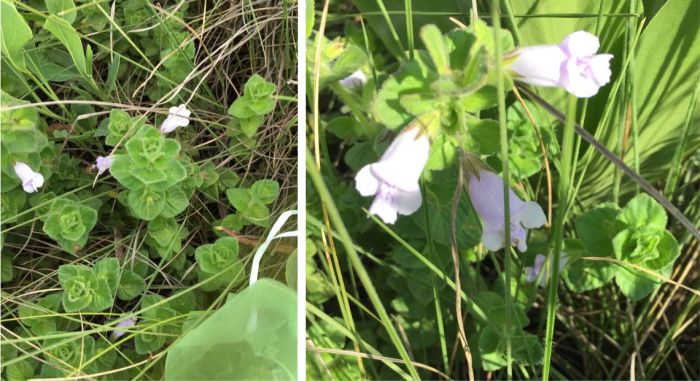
1,254,14,283
251,179,279,205
576,206,620,257
105,109,131,146
195,237,240,274
160,186,189,218
117,270,146,301
0,0,33,72
46,0,77,24
5,359,35,381
226,188,252,211
614,261,665,301
618,193,667,232
466,118,500,155
43,15,89,80
305,0,314,38
87,277,114,312
127,186,166,221
372,58,436,131
44,335,95,369
562,239,615,293
239,115,264,137
243,202,270,226
94,258,119,293
58,265,94,311
644,231,680,270
419,25,449,75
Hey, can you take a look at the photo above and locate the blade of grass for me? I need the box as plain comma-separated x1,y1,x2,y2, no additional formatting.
542,94,577,381
491,1,513,378
306,148,421,380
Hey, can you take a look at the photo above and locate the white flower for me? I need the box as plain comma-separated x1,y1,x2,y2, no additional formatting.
355,127,430,224
95,155,114,176
525,253,568,287
112,317,137,339
160,104,191,134
339,70,368,90
508,31,613,98
13,162,44,193
468,169,546,252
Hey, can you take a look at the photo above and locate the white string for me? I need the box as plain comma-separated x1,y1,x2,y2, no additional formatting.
248,210,298,286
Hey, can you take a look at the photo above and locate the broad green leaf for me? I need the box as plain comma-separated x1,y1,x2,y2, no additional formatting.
46,0,77,24
243,202,270,226
58,265,95,311
5,359,35,381
614,261,667,301
618,193,667,231
251,179,279,205
466,118,500,155
88,277,114,311
43,15,89,80
94,258,119,293
0,0,33,72
305,0,314,38
105,109,131,146
160,187,189,218
420,25,449,75
576,206,620,257
127,186,166,221
117,270,146,301
562,239,615,293
1,254,14,283
226,188,252,211
372,58,436,131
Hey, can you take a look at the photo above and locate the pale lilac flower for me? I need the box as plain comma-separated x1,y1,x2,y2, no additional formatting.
13,162,44,193
508,31,613,98
95,155,114,176
468,169,546,252
355,127,430,224
339,70,368,90
112,317,137,339
525,253,568,287
160,104,191,134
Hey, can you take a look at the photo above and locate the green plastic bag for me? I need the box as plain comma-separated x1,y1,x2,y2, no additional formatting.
164,279,296,380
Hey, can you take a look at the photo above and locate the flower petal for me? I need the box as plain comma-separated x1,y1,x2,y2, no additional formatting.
509,45,567,87
339,70,368,89
355,165,379,196
369,195,398,224
519,201,546,229
393,188,422,215
482,229,505,252
13,162,35,182
560,31,600,57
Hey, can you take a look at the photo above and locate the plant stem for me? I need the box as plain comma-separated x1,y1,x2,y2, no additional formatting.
491,1,513,379
542,94,577,380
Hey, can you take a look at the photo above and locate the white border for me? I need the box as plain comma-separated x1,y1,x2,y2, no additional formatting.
296,0,307,379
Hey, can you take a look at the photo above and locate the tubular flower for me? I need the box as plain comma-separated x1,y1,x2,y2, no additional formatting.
160,104,191,134
355,127,430,224
468,169,546,252
524,253,568,287
95,155,114,176
508,31,613,98
339,70,368,90
13,162,44,193
113,317,138,339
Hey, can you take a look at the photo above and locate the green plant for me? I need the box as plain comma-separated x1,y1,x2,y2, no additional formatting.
195,236,245,291
42,198,98,253
227,74,277,137
226,179,280,226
